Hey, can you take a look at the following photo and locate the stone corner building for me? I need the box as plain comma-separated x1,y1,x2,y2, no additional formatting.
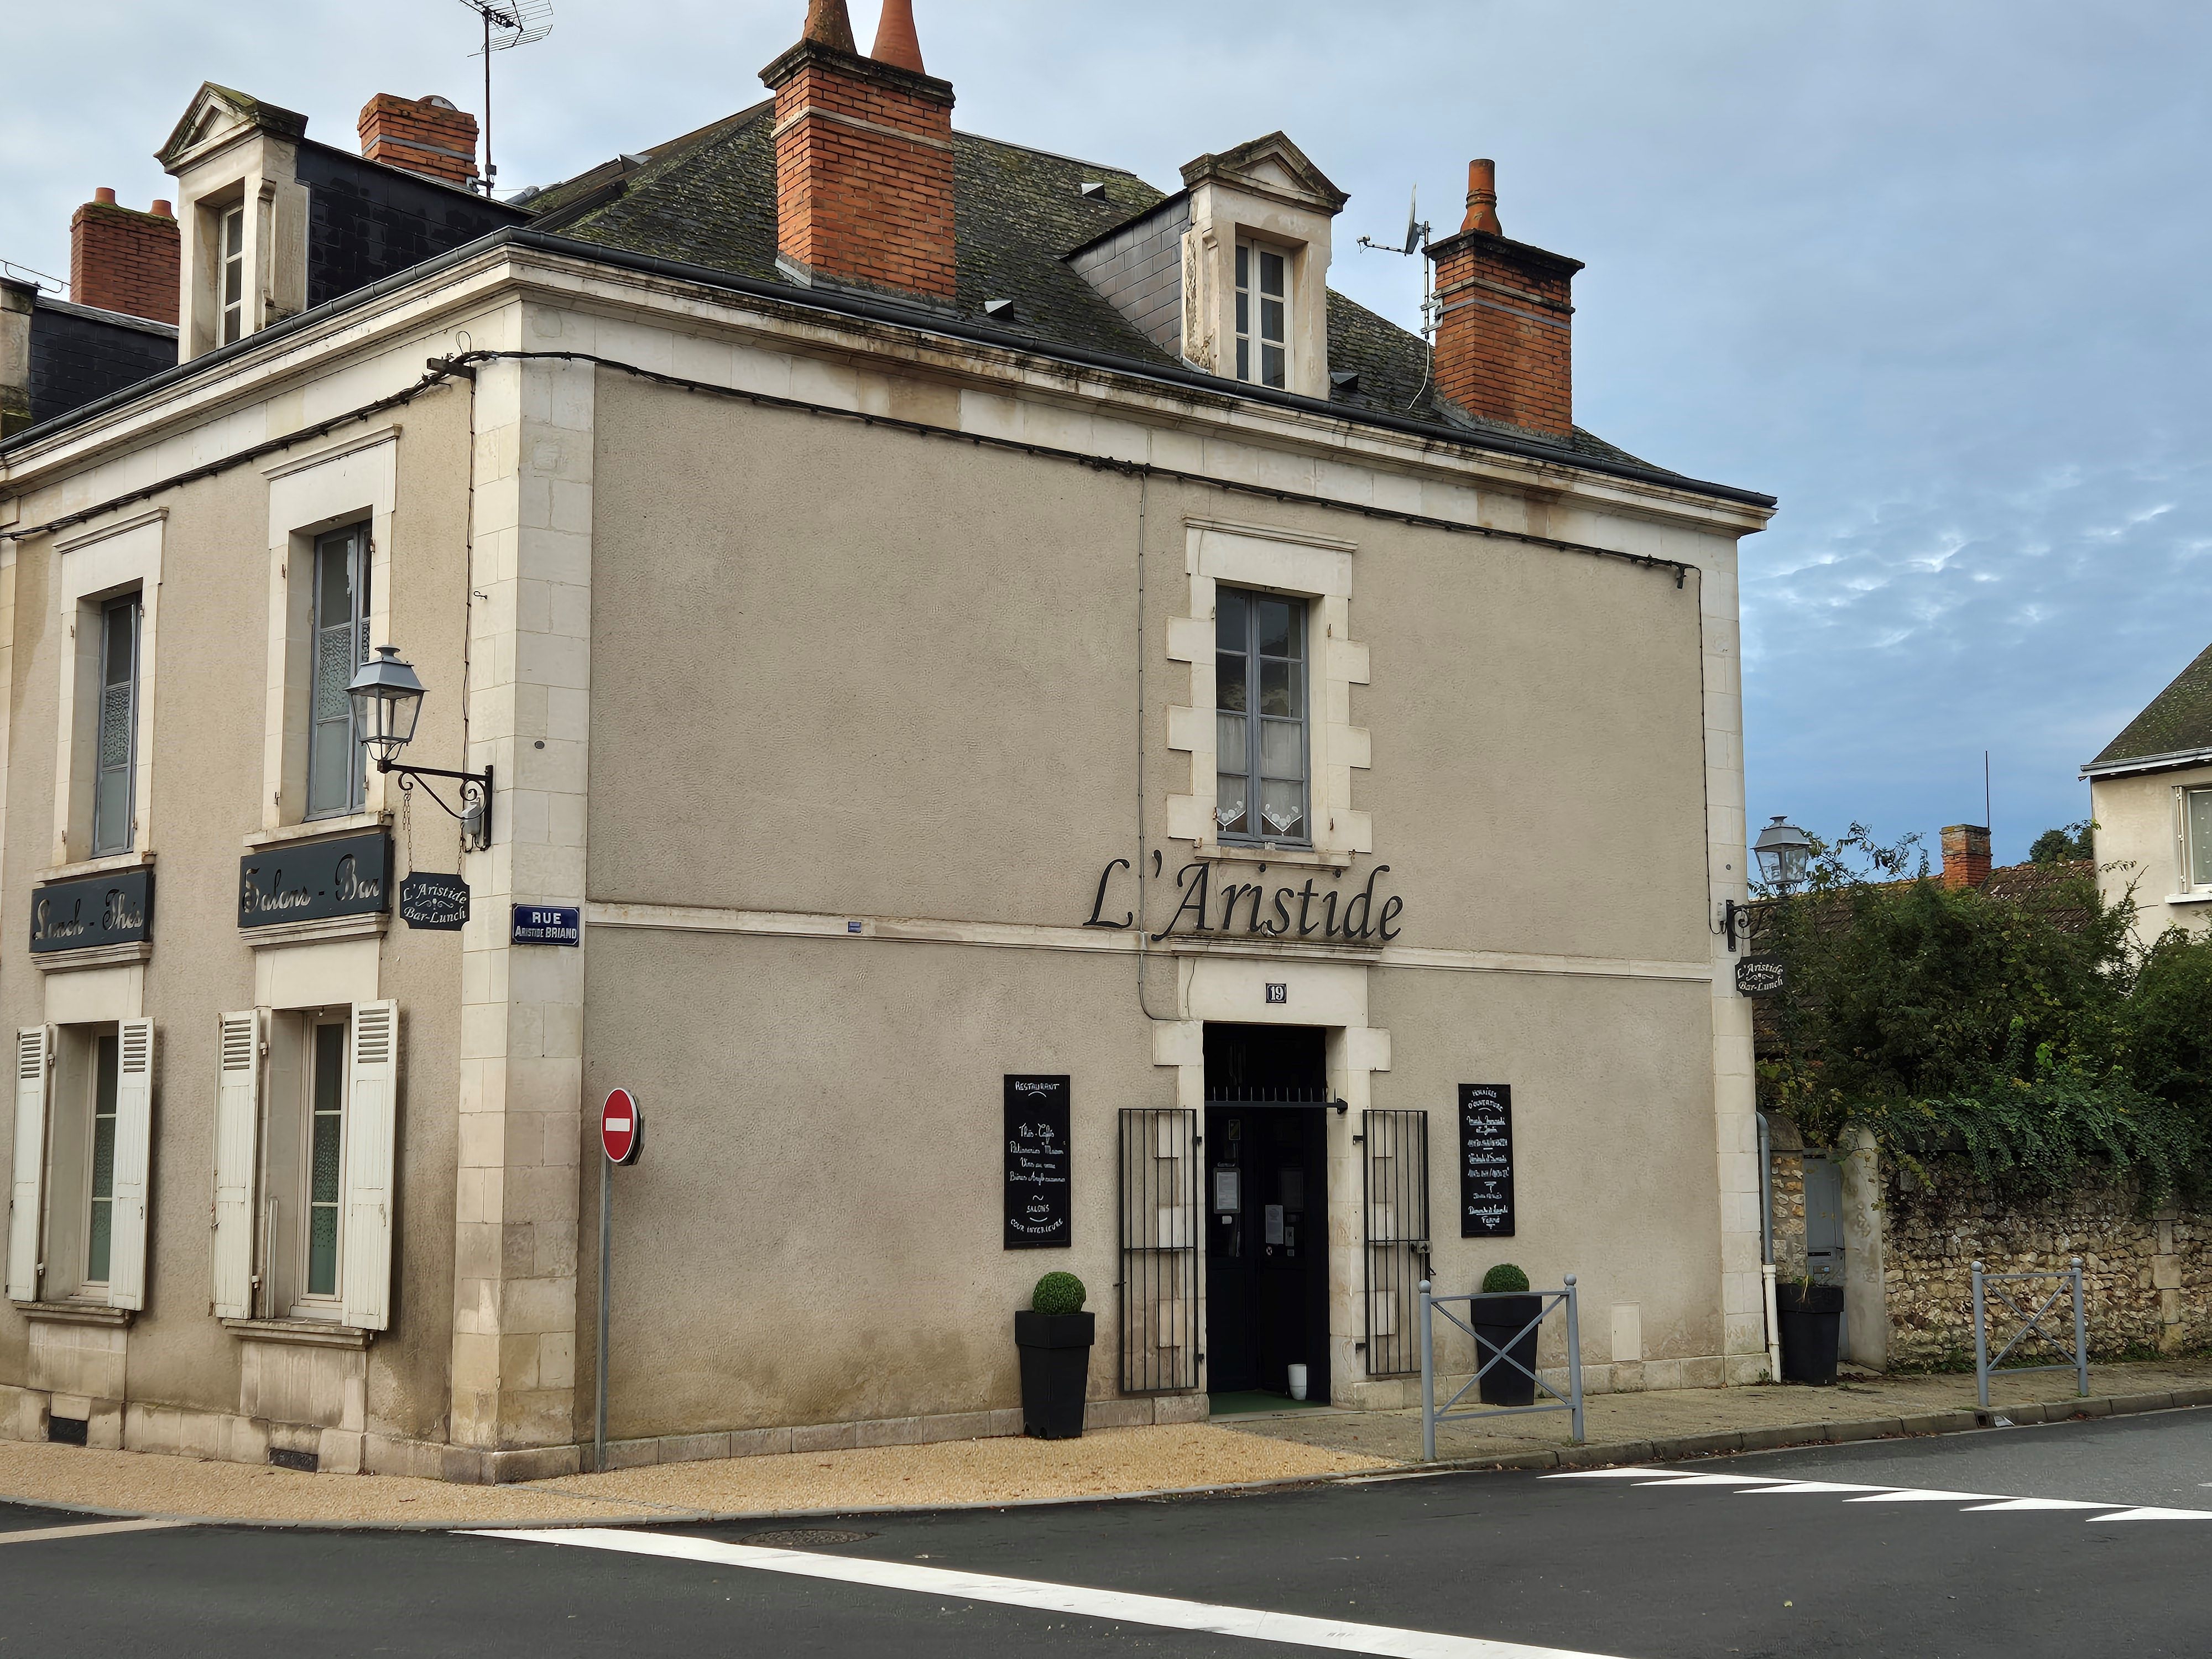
0,3,1775,1480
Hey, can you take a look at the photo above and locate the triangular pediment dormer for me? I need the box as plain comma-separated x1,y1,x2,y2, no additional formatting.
156,82,308,171
1179,132,1348,215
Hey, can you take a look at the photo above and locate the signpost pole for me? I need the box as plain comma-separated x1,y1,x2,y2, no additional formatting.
594,1148,611,1473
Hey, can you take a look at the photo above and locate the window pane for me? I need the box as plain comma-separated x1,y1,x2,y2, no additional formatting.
1256,598,1294,656
1259,656,1295,716
1215,774,1249,835
1260,717,1305,780
1259,780,1305,839
1217,712,1247,770
1260,251,1285,298
1215,588,1247,649
317,536,354,625
1261,345,1285,389
93,769,131,856
104,603,133,685
224,209,242,258
1235,290,1249,336
1215,650,1248,713
1235,244,1248,289
1260,298,1284,344
308,1207,338,1298
223,262,242,307
1236,338,1249,381
2192,790,2212,885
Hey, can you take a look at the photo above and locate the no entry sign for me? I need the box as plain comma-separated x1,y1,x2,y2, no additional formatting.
601,1088,642,1165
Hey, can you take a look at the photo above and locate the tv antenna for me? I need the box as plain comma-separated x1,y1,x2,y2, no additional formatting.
1357,186,1438,409
456,0,553,196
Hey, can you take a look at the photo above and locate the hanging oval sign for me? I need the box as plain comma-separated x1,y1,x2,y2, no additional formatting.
400,872,471,931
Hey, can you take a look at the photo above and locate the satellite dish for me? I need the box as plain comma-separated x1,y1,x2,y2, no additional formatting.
1402,185,1422,255
456,0,554,194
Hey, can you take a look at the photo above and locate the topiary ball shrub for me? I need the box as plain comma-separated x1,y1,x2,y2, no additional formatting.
1480,1262,1531,1295
1032,1271,1087,1316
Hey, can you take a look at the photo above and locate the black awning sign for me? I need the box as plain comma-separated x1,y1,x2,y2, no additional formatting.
1004,1074,1072,1249
238,832,389,928
1459,1083,1515,1239
30,869,153,953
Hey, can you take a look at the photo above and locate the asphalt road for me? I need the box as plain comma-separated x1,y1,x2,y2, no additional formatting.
1,1408,2206,1658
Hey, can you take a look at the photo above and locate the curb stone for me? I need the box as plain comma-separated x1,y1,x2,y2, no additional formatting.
0,1392,2203,1534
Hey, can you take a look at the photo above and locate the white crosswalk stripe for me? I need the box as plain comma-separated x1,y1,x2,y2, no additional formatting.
1543,1466,2208,1520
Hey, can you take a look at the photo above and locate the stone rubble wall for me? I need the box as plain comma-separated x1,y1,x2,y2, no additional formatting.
1877,1175,2204,1366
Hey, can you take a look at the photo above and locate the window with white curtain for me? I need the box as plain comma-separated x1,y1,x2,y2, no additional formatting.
2186,787,2212,889
1214,587,1308,844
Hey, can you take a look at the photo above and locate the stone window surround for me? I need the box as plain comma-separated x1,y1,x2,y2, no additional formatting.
1166,518,1370,867
49,509,165,871
258,426,398,834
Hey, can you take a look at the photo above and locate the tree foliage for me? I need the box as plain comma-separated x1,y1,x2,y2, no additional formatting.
2029,821,2095,863
1755,824,2210,1203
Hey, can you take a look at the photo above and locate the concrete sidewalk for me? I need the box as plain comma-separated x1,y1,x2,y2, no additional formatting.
1219,1358,2212,1468
1,1359,2204,1529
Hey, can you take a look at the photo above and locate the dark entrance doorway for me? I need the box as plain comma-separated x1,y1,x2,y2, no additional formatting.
1204,1024,1330,1406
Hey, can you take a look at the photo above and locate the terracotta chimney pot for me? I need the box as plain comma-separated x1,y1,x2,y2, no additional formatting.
1461,158,1501,234
93,187,117,206
803,0,856,50
872,0,925,72
150,199,173,218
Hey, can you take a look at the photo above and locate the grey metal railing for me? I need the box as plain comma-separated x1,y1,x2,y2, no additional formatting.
1971,1256,2088,1409
1418,1276,1583,1460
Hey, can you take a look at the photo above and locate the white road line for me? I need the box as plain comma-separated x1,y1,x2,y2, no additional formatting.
467,1527,1632,1659
0,1518,183,1546
1543,1468,2212,1521
2091,1508,2212,1522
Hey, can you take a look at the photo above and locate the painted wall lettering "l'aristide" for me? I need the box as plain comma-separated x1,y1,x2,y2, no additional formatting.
1083,857,1403,943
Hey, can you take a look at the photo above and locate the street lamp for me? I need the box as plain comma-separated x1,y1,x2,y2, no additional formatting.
1752,816,1813,893
347,645,493,851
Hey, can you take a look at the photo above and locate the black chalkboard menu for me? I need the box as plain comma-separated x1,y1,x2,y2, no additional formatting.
1004,1075,1072,1249
1459,1084,1515,1238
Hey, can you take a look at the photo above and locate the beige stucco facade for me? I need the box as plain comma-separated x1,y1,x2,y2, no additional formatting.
0,234,1772,1479
2090,761,2212,941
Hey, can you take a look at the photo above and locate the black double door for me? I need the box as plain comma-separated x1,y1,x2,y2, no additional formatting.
1203,1024,1330,1401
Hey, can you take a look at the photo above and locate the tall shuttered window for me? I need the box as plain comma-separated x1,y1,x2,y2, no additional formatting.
306,525,371,819
1234,242,1288,390
83,1034,120,1285
305,1018,347,1300
220,205,246,346
91,595,138,856
2188,788,2212,889
1215,587,1309,845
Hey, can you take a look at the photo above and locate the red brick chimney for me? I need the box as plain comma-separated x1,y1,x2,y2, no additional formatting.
70,191,180,325
1940,824,1992,890
358,94,480,189
759,0,957,302
1422,160,1581,440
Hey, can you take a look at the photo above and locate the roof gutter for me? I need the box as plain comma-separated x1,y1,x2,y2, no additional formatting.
3,225,1776,510
2079,745,2212,781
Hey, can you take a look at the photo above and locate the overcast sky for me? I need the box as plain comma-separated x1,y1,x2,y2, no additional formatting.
5,1,2205,865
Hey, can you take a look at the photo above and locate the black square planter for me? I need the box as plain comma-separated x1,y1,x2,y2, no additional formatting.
1014,1310,1095,1439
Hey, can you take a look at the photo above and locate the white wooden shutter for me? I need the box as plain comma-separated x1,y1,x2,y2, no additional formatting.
211,1010,263,1319
340,1000,398,1331
106,1019,155,1311
7,1027,54,1303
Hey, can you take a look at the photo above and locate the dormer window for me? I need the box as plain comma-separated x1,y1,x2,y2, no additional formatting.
219,205,246,345
1235,241,1288,389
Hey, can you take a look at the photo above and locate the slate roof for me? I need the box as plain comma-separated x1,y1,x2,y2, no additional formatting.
520,101,1681,479
2086,641,2212,775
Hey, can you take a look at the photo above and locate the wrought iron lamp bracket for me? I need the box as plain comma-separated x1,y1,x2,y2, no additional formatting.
378,758,493,852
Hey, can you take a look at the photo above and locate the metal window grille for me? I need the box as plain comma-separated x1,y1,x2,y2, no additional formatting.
1362,1108,1430,1376
1118,1108,1199,1394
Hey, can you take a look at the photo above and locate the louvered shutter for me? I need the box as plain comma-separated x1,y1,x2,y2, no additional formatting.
7,1028,54,1303
106,1020,155,1311
340,1001,398,1331
211,1010,263,1319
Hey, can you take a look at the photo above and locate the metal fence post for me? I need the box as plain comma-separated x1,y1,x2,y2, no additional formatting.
1419,1280,1436,1462
2070,1255,2088,1397
1563,1274,1584,1445
1971,1260,1988,1409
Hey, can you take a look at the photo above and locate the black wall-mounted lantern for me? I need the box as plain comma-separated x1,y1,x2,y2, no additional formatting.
1722,815,1813,950
348,645,493,852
